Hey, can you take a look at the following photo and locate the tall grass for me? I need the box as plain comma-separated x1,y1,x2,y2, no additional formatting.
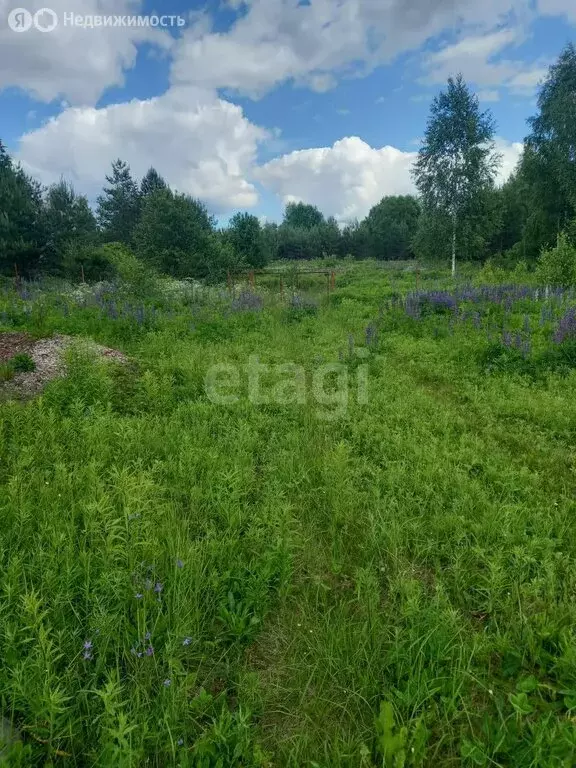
1,263,576,765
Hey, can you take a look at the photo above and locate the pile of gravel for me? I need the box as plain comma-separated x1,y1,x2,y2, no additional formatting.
1,333,128,399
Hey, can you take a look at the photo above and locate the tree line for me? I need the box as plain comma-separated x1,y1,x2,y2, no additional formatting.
1,43,575,280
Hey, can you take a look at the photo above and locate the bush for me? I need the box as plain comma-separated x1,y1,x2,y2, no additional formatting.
536,233,576,287
10,353,36,372
0,352,36,382
101,243,159,299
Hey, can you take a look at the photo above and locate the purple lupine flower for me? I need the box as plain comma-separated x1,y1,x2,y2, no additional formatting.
146,646,154,656
365,324,378,349
83,650,93,661
84,640,93,651
553,307,576,344
231,291,264,312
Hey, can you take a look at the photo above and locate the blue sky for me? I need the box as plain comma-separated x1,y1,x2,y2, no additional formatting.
0,0,575,223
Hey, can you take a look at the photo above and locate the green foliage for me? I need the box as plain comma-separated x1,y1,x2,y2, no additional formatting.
536,233,576,287
283,201,324,230
1,261,576,765
227,212,266,268
42,180,98,276
364,196,420,261
100,242,159,298
133,188,228,279
0,352,36,381
413,74,500,273
139,166,167,199
10,353,36,372
527,43,576,213
0,140,44,276
97,159,140,246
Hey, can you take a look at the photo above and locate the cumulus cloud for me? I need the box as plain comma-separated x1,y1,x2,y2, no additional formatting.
171,0,535,97
256,135,523,221
421,28,548,97
538,0,576,22
17,87,268,212
256,137,418,221
0,0,172,104
495,137,523,183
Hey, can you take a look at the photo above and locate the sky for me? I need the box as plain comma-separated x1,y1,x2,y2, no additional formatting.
0,0,574,223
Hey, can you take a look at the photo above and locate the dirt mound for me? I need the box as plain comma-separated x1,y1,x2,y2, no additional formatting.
0,333,128,399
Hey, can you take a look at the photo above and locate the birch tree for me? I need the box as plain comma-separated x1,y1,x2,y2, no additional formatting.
412,75,500,276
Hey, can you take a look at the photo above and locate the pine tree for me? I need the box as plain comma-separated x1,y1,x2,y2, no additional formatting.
412,75,500,275
140,167,167,198
133,188,220,278
0,140,44,276
97,159,140,245
43,180,98,275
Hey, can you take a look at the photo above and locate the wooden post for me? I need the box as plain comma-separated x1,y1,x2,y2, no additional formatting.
249,270,255,289
326,272,330,297
280,277,284,299
227,270,232,294
415,267,420,292
81,264,85,284
14,263,20,288
331,271,336,291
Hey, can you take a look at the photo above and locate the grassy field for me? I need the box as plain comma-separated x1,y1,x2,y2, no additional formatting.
1,261,576,766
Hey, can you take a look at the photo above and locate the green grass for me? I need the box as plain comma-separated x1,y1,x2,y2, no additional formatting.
1,262,576,766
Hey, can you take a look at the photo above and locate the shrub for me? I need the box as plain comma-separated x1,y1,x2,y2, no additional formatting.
536,233,576,287
101,243,159,299
10,353,36,372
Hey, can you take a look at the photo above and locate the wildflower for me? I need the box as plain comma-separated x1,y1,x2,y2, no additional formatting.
144,579,153,591
182,637,192,646
177,738,184,746
83,650,93,661
163,679,171,687
145,631,151,641
135,593,143,600
145,646,154,656
154,582,163,594
176,559,184,569
83,640,93,651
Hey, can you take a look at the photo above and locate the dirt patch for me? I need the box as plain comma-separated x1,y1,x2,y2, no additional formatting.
0,332,35,362
0,333,128,399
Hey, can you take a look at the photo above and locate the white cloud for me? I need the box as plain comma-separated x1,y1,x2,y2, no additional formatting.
421,28,548,97
256,135,523,221
17,87,268,212
477,89,501,101
0,0,172,104
255,137,418,221
538,0,576,22
495,137,523,183
171,0,535,98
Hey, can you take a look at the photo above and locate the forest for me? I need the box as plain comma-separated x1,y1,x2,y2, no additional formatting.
1,43,575,284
